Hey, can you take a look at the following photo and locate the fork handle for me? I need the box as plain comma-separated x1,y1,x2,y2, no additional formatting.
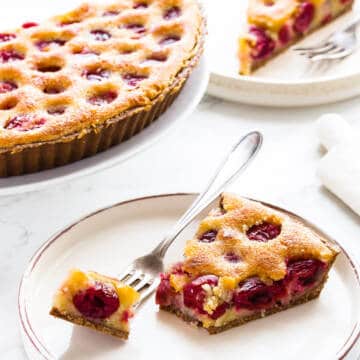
151,131,263,258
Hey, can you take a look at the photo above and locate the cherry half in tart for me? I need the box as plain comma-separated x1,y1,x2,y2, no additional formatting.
238,0,354,75
156,193,339,333
50,269,139,339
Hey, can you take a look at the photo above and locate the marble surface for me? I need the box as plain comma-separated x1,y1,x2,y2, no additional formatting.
2,94,360,359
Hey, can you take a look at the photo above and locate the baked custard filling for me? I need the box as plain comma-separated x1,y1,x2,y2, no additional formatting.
50,269,139,339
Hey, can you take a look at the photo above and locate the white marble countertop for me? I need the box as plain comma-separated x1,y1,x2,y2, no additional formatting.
2,94,360,359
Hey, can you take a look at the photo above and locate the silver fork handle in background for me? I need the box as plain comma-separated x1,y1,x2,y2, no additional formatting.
151,131,263,258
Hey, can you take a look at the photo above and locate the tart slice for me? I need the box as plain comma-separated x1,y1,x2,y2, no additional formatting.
50,269,139,339
156,193,339,333
238,0,354,75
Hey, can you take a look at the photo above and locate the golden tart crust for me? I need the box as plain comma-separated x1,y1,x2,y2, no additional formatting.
184,193,339,284
0,0,204,175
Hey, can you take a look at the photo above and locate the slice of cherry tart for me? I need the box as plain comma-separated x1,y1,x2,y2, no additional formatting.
50,269,139,339
156,193,339,334
238,0,354,75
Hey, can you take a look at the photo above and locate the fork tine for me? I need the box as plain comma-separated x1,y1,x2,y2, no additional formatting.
303,44,337,58
310,47,352,61
293,41,330,52
118,265,135,282
124,270,142,287
135,279,160,307
133,274,153,292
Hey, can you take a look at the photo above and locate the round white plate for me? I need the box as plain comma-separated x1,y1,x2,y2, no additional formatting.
19,193,360,360
0,0,208,196
206,0,360,106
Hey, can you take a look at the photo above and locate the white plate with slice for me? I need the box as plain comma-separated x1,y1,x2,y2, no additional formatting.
0,0,208,196
205,0,360,106
19,193,360,360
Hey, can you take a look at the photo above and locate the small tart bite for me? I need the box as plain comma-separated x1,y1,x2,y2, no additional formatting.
50,269,139,339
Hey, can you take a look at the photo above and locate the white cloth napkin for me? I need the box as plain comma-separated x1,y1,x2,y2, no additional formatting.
317,114,360,215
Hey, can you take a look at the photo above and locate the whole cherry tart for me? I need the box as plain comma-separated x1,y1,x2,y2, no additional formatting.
155,193,339,334
238,0,354,74
50,269,139,339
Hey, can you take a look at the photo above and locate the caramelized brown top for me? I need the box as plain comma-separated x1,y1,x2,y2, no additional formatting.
0,0,203,149
184,193,339,282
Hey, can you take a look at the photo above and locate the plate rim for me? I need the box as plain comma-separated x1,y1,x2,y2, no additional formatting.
18,192,360,360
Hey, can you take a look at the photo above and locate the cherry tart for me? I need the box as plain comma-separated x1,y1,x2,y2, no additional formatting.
156,193,339,334
50,269,139,339
0,0,204,176
238,0,354,75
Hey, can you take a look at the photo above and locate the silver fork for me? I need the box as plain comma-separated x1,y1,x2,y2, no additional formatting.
118,131,263,306
293,14,360,62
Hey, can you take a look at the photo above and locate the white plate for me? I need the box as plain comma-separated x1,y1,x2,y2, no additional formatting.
19,193,360,360
0,0,208,196
206,0,360,106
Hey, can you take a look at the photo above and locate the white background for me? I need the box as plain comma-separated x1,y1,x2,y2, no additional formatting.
1,0,360,358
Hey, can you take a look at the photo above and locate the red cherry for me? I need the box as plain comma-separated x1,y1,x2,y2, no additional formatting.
249,26,275,60
164,7,181,20
159,35,181,46
0,50,24,63
5,114,46,131
198,229,217,243
73,282,120,319
278,25,290,45
293,2,315,34
22,22,38,29
0,81,17,94
88,91,117,105
83,68,110,81
233,277,285,310
247,222,281,242
122,73,147,86
35,39,66,51
183,275,218,314
0,33,16,42
91,30,111,41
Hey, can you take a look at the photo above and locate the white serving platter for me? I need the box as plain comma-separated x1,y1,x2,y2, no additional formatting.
0,0,208,195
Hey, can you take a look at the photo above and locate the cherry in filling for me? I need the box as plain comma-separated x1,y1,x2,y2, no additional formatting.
83,68,110,81
249,26,275,60
22,22,39,29
156,258,327,319
134,2,148,9
198,229,217,243
0,33,16,42
73,282,120,319
285,259,326,292
293,2,315,34
5,114,46,131
125,23,146,35
0,50,24,63
122,73,147,86
91,30,112,41
247,221,281,242
88,90,117,105
159,35,181,46
233,278,286,310
164,7,181,20
35,39,66,51
0,81,17,94
183,275,218,314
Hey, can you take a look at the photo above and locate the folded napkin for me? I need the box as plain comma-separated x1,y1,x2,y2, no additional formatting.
317,114,360,215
